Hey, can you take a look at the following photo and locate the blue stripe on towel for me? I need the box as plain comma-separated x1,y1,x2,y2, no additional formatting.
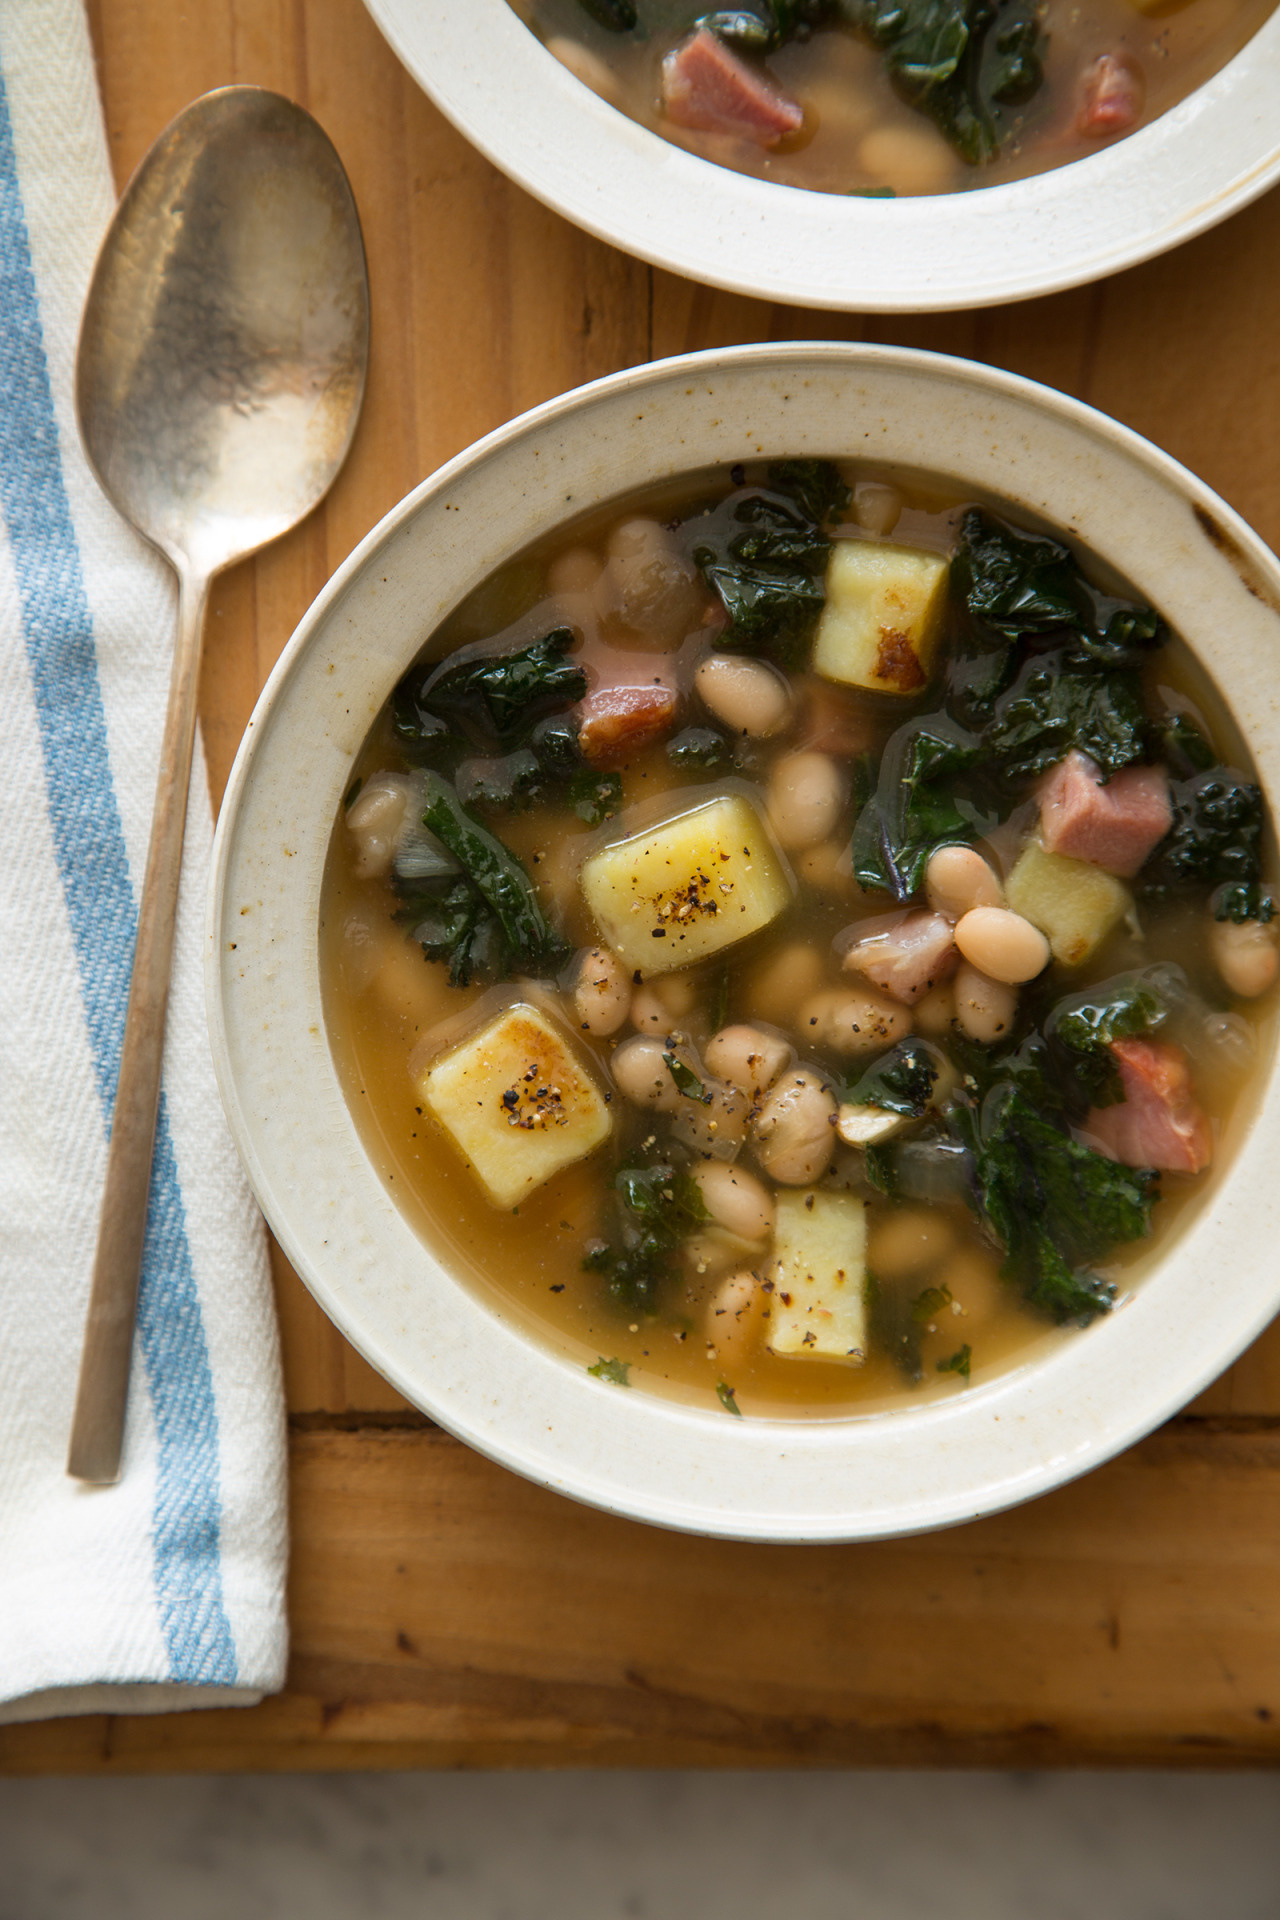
0,71,236,1685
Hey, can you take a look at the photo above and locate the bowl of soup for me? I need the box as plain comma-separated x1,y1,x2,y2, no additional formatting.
362,0,1280,309
208,342,1280,1539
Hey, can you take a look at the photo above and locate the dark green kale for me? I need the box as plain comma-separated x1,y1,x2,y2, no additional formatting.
868,1274,952,1381
950,1082,1157,1324
566,768,623,825
1047,976,1167,1107
400,629,586,753
850,714,987,900
863,1142,901,1198
343,777,363,811
667,725,730,769
692,458,851,666
845,1038,944,1117
699,1,836,51
1160,712,1217,776
715,1380,743,1415
583,1163,709,1314
398,773,568,987
587,1355,632,1385
937,1343,972,1379
663,1052,713,1103
1141,768,1275,923
954,510,1164,666
983,646,1151,782
575,0,637,29
843,0,1044,165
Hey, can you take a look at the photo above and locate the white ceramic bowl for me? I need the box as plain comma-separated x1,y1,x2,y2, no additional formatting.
208,343,1280,1541
363,0,1280,312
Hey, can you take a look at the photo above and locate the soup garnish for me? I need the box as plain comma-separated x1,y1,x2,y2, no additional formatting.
509,0,1276,197
322,461,1275,1417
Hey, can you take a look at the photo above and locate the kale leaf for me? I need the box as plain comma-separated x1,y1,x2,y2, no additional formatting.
1142,767,1275,922
844,0,1045,165
399,773,568,987
667,725,730,769
850,714,987,900
575,0,637,29
587,1355,632,1385
951,1082,1156,1324
583,1163,709,1314
715,1379,743,1415
954,510,1164,666
1047,976,1166,1107
699,1,836,51
692,458,850,666
937,1343,972,1379
400,628,586,753
845,1038,943,1116
567,768,623,825
984,647,1151,782
868,1273,952,1381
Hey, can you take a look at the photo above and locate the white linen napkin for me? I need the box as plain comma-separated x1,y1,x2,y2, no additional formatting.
0,0,288,1721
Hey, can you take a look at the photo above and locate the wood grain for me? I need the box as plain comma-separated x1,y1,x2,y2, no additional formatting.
8,0,1270,1772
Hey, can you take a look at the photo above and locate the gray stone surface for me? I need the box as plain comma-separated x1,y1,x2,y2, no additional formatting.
1,1770,1277,1919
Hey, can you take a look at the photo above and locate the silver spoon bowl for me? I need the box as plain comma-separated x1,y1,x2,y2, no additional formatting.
69,86,370,1483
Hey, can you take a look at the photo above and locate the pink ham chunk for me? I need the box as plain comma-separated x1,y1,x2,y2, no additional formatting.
842,911,958,1007
577,682,679,768
1085,1038,1213,1175
1038,751,1172,878
661,29,803,148
1076,54,1145,139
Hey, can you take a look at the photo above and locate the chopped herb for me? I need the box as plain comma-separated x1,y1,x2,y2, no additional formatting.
583,1163,709,1313
951,1081,1156,1324
399,773,568,986
587,1355,631,1386
567,767,623,825
846,1038,944,1117
1048,976,1167,1106
863,1141,901,1198
1161,712,1217,776
851,715,987,900
667,725,730,769
692,458,850,666
911,1282,953,1324
937,1343,972,1379
715,1380,743,1416
1142,767,1275,921
663,1051,713,1103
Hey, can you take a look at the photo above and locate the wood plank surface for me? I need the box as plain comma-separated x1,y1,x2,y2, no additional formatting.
6,0,1277,1772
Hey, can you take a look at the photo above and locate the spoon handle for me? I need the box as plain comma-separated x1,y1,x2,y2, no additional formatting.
67,569,211,1484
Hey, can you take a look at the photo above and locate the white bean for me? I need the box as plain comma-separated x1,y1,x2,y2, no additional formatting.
693,1161,774,1242
744,942,826,1024
547,545,604,597
570,946,630,1036
955,907,1050,985
630,971,697,1034
751,1070,837,1185
670,1079,749,1162
853,481,902,536
603,517,704,642
695,654,792,738
953,961,1018,1044
926,845,1004,919
346,772,412,879
704,1270,761,1362
859,121,954,195
704,1023,793,1099
546,35,621,104
1212,916,1279,999
611,1035,681,1110
798,987,913,1056
766,750,844,852
914,982,956,1038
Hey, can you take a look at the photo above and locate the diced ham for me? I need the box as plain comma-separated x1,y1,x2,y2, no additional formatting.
577,682,679,767
661,29,803,148
1038,751,1172,878
1084,1038,1213,1175
841,910,958,1007
1076,54,1145,139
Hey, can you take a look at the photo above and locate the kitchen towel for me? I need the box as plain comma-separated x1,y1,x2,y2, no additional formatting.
0,0,288,1721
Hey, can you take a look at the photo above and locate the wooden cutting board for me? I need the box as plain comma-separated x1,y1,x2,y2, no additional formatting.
6,0,1280,1773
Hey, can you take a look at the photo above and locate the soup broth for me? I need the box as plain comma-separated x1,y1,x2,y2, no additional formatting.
509,0,1275,198
321,461,1276,1419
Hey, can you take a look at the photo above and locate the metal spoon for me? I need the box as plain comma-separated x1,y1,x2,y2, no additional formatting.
68,87,370,1483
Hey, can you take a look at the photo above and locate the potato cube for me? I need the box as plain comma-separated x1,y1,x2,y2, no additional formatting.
812,540,950,694
579,794,792,975
421,1002,612,1209
1005,838,1131,967
767,1188,867,1364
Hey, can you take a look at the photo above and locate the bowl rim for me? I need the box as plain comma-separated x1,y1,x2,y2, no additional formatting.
207,340,1280,1541
361,0,1280,313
